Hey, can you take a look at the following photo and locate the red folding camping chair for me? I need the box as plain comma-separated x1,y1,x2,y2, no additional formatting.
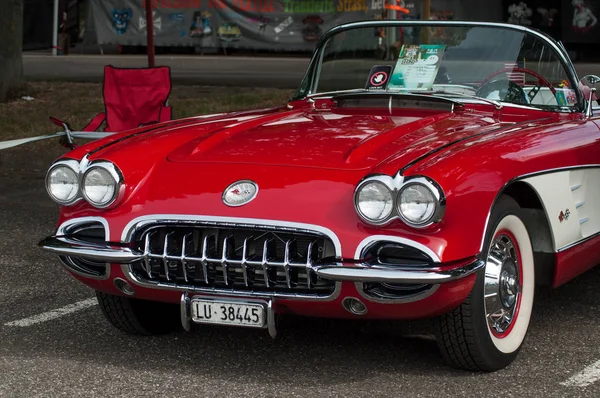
51,65,172,148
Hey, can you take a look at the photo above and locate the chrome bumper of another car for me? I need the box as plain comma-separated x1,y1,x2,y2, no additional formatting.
39,236,484,284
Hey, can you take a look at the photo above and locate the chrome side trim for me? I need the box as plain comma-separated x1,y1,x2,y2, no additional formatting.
354,282,440,304
353,235,440,262
122,264,342,302
121,214,342,255
557,230,600,253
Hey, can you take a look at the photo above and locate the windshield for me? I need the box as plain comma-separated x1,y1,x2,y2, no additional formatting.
296,22,582,112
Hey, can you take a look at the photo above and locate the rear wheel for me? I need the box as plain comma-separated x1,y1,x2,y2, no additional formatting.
434,195,535,371
96,291,181,335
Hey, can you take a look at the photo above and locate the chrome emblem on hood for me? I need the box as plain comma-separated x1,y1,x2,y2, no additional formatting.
222,180,258,207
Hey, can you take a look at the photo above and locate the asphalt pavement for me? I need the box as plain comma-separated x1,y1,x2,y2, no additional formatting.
1,147,600,397
22,53,600,89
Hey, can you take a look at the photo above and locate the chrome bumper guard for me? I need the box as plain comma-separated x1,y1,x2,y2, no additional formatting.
39,236,484,284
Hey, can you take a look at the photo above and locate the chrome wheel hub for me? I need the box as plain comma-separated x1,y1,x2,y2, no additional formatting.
484,233,522,335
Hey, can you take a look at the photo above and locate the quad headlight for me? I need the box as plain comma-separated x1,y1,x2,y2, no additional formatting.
82,164,120,208
45,159,123,208
354,175,445,228
46,161,80,205
355,180,394,223
398,181,439,226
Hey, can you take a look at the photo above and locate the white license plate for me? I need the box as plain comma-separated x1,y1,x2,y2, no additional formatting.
191,299,266,328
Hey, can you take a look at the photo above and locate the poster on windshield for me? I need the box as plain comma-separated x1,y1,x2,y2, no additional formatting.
388,44,446,91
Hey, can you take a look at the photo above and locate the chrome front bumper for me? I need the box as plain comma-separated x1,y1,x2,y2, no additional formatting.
39,236,484,284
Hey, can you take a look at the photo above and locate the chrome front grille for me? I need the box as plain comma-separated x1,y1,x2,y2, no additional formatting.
130,224,337,295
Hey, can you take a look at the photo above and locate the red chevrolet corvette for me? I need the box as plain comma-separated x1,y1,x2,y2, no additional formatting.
40,21,600,371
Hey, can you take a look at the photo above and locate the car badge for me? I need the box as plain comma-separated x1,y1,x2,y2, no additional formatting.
222,180,258,207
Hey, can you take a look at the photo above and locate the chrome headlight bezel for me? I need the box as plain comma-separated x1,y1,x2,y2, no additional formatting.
354,177,396,225
45,159,82,206
45,157,125,209
353,174,445,228
81,162,124,209
397,177,445,228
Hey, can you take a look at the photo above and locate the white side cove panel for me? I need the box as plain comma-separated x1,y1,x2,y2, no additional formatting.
522,168,600,251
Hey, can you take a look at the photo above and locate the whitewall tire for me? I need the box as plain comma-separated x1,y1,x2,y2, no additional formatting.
434,195,535,371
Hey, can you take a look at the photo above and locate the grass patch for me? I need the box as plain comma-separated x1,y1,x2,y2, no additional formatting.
0,82,293,144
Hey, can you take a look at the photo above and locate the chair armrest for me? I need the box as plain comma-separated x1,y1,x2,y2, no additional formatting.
83,113,106,132
159,106,172,122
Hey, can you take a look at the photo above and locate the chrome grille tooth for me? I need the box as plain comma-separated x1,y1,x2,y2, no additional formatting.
241,237,252,287
261,238,272,287
181,233,192,283
306,241,314,289
143,231,153,279
162,231,174,281
221,235,233,286
201,234,212,284
283,240,295,289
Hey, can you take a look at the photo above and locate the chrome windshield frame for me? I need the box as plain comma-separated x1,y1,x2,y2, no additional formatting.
292,20,584,113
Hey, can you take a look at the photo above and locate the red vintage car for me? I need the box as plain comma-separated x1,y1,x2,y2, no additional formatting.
40,21,600,371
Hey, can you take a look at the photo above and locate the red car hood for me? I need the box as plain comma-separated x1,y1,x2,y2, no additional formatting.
164,108,506,171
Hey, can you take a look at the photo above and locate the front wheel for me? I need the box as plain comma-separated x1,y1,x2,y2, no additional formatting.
434,196,535,371
96,291,181,335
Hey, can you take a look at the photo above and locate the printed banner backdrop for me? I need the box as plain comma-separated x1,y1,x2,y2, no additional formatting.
561,0,600,43
91,0,391,50
501,0,562,39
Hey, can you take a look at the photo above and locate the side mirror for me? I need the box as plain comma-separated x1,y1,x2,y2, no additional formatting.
579,75,599,117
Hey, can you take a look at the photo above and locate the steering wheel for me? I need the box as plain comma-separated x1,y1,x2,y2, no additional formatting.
477,67,557,105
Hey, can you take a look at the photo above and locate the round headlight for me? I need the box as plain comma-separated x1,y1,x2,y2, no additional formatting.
398,183,438,226
82,166,118,207
355,181,394,223
46,165,79,205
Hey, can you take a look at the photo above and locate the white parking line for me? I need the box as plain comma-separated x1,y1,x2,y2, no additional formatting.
3,298,97,327
561,360,600,388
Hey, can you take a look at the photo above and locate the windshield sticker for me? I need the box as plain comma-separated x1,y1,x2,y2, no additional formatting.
388,44,446,91
365,65,393,90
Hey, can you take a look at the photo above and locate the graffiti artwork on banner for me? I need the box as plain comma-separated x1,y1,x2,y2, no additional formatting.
112,8,133,34
168,13,187,36
571,0,598,32
217,23,242,41
337,0,368,12
247,15,271,34
282,0,335,13
274,16,293,33
233,0,276,12
139,10,163,33
302,15,324,41
190,10,213,37
143,0,202,8
537,7,558,26
370,0,384,10
507,2,533,25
